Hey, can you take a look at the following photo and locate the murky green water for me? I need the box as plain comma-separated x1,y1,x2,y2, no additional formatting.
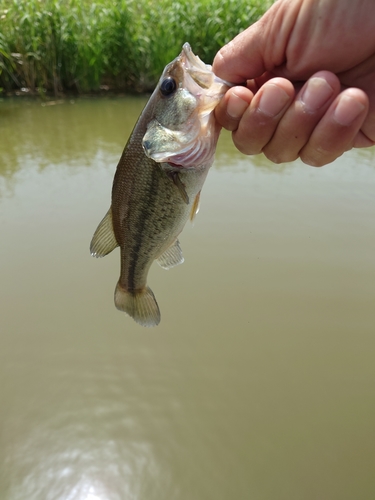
1,96,375,500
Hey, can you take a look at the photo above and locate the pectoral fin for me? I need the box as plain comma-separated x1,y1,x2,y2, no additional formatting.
167,171,189,204
90,208,118,257
157,239,184,270
190,190,201,222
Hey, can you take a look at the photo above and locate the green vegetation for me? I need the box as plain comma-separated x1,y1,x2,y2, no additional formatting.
0,0,272,95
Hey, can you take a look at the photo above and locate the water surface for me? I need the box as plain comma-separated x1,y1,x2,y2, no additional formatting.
1,97,375,500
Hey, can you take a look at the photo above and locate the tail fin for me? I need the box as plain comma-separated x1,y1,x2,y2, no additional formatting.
114,283,160,327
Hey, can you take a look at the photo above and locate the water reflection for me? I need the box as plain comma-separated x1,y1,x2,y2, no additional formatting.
2,95,374,178
1,97,375,500
0,97,148,179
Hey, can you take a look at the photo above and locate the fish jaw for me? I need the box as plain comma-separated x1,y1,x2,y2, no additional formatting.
142,43,229,168
143,120,220,169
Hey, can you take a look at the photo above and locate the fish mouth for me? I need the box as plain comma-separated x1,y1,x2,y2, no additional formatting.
181,43,233,90
178,43,231,116
181,43,214,89
143,44,230,168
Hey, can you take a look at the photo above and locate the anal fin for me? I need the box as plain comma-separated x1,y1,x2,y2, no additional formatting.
157,239,184,270
90,207,118,257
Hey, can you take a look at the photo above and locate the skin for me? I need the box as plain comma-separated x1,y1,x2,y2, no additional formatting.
212,0,375,166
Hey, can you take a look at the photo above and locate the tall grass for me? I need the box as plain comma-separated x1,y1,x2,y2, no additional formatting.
0,0,272,95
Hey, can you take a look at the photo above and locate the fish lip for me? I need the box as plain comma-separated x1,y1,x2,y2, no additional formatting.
180,43,214,90
181,43,207,71
178,43,232,110
181,42,235,89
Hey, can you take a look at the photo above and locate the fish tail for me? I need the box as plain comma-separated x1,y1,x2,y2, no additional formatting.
114,283,161,327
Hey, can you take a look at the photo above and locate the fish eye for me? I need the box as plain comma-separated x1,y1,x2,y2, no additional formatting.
160,77,177,97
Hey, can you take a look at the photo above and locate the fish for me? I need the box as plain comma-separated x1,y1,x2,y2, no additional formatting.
90,43,230,327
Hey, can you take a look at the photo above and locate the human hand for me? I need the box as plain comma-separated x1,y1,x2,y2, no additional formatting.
213,0,375,166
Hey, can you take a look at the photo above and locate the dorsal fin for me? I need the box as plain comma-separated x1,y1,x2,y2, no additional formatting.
90,208,119,257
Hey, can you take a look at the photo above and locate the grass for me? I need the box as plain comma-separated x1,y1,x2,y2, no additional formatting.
0,0,273,95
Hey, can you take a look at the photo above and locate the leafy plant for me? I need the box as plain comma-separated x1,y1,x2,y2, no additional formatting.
0,0,272,94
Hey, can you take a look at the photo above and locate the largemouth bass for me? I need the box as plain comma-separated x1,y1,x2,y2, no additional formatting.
90,43,229,327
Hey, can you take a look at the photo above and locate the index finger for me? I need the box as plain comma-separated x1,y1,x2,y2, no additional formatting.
214,86,254,131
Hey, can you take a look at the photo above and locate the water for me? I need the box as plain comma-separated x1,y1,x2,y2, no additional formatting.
1,96,375,500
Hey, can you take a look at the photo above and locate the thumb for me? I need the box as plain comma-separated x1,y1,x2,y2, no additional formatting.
212,25,267,84
212,1,298,83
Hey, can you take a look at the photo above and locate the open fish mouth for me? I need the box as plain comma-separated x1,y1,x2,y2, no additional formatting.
142,43,231,168
181,42,233,92
179,43,233,116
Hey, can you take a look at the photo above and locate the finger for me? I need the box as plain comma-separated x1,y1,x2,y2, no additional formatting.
299,88,369,166
231,78,295,155
352,129,375,149
213,34,265,84
214,86,254,132
212,2,300,82
262,71,341,163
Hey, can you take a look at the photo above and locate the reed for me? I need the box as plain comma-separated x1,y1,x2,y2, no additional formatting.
0,0,272,95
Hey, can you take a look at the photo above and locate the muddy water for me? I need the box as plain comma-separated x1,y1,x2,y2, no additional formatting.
1,96,375,500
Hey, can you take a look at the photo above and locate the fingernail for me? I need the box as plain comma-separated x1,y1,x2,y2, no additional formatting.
333,95,365,126
257,84,290,117
227,92,248,119
300,77,334,111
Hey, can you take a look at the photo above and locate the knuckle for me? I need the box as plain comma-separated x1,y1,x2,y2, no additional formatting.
300,144,335,167
223,120,240,132
263,148,299,164
233,133,262,156
235,142,261,156
264,153,285,164
300,156,325,167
